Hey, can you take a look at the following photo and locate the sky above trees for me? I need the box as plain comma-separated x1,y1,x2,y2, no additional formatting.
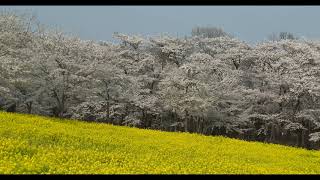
1,6,320,44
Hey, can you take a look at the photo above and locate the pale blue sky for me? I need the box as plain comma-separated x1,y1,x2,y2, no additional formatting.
1,6,320,44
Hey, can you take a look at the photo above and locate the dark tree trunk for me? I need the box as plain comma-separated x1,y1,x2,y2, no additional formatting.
197,117,201,133
295,130,303,147
26,102,32,114
301,130,306,148
106,93,110,122
52,106,60,117
52,90,66,118
184,110,189,132
6,103,16,112
305,120,312,149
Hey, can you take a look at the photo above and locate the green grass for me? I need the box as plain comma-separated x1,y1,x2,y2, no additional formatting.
0,111,320,174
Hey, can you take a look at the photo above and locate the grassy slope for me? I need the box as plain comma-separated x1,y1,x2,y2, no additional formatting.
0,112,320,174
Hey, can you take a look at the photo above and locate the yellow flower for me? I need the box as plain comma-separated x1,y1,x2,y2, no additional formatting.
0,111,320,174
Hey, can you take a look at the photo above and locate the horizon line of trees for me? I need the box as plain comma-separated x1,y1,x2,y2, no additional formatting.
1,11,320,150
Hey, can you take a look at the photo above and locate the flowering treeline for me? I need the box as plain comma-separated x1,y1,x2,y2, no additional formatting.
1,12,320,149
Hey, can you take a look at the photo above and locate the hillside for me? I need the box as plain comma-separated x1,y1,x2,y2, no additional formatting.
0,112,320,174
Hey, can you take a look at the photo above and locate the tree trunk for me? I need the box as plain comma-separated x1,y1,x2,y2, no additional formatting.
52,89,65,118
104,81,111,122
305,120,311,149
184,110,189,132
190,116,194,133
196,117,200,133
296,131,302,147
301,130,305,148
269,124,275,142
6,103,16,112
26,102,32,114
106,93,110,122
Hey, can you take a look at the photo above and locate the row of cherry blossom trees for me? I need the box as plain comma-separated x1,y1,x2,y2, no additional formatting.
1,12,320,149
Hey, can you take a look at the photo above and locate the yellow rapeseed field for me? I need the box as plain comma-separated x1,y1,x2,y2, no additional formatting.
0,111,320,174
